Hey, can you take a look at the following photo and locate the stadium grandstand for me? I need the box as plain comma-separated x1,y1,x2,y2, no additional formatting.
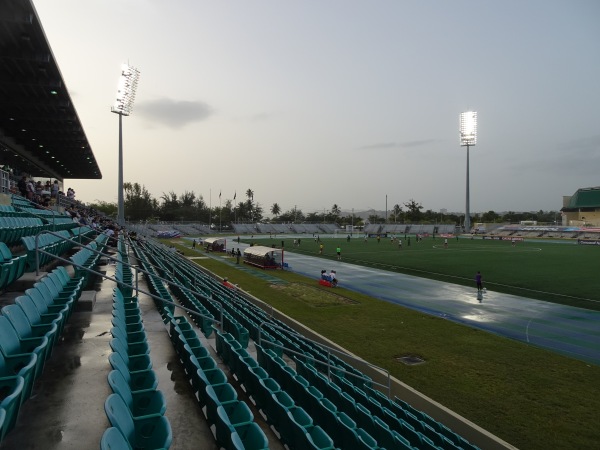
0,2,523,449
561,186,600,227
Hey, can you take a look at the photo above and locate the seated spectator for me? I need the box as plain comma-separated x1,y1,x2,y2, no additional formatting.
222,277,235,289
330,270,338,287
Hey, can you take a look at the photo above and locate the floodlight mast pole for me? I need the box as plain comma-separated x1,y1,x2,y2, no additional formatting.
460,111,477,233
465,143,470,232
116,113,124,225
111,64,140,226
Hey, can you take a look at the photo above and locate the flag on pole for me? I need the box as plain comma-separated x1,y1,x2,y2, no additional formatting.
234,191,236,200
219,190,221,198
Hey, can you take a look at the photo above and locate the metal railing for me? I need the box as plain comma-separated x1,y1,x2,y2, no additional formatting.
30,229,223,329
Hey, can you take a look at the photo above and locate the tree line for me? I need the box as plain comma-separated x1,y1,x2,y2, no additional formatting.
88,183,560,226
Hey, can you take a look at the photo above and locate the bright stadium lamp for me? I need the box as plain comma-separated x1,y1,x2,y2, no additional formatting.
459,111,477,232
112,63,140,226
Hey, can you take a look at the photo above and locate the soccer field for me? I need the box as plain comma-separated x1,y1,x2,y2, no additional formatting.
248,235,600,310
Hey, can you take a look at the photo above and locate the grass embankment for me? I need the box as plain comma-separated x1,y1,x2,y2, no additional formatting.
171,240,600,450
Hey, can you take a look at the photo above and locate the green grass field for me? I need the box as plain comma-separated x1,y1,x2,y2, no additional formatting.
166,236,600,449
247,235,600,310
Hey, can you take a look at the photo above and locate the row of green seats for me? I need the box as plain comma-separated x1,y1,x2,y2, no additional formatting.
104,288,172,449
0,243,26,290
169,314,268,450
0,217,45,246
0,266,81,444
21,231,73,272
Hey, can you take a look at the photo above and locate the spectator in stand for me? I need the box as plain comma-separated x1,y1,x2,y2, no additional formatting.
18,175,27,197
25,178,35,200
51,180,59,198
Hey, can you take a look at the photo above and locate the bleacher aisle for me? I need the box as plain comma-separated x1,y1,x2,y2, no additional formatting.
0,257,219,450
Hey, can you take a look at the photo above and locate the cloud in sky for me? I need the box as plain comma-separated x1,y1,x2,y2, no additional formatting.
511,134,600,176
358,139,438,150
135,98,213,129
249,112,277,122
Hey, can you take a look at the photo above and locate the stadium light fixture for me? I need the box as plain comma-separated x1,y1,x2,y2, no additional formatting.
459,111,477,232
111,64,140,225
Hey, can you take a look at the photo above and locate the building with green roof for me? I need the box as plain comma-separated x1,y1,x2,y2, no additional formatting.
562,186,600,226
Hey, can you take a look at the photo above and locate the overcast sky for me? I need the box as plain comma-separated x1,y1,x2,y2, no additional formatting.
33,0,600,215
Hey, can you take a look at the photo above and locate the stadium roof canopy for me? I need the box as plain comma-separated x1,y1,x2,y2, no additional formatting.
562,187,600,211
0,0,101,180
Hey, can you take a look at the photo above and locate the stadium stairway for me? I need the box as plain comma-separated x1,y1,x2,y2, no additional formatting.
0,260,195,448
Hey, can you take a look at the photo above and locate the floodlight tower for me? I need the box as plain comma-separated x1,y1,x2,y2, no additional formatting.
111,64,140,226
460,111,477,232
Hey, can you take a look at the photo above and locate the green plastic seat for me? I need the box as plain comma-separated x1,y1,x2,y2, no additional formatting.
110,339,152,371
305,425,336,450
0,243,19,288
100,427,133,450
0,375,25,441
0,407,6,443
356,427,378,450
204,383,238,425
112,308,142,328
236,355,259,385
0,316,48,380
111,314,145,335
287,406,314,447
111,326,147,348
45,274,81,305
330,411,360,448
264,390,294,432
194,367,228,398
0,344,37,404
229,422,269,450
31,281,75,318
3,302,59,357
372,416,400,450
15,294,64,336
215,401,254,448
104,394,172,450
25,286,71,321
254,377,281,412
113,288,139,308
54,266,84,292
302,384,324,417
229,347,251,379
390,430,416,450
108,370,167,420
108,353,158,392
354,402,376,436
110,336,150,357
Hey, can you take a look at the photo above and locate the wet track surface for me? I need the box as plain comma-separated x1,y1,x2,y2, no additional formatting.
224,238,600,366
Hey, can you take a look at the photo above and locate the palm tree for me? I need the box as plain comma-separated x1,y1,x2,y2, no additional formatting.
331,204,341,218
246,189,254,222
271,203,281,219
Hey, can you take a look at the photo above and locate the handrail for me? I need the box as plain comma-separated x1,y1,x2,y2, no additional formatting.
31,230,223,328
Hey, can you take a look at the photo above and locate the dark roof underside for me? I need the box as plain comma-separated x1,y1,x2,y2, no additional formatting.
0,0,101,180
